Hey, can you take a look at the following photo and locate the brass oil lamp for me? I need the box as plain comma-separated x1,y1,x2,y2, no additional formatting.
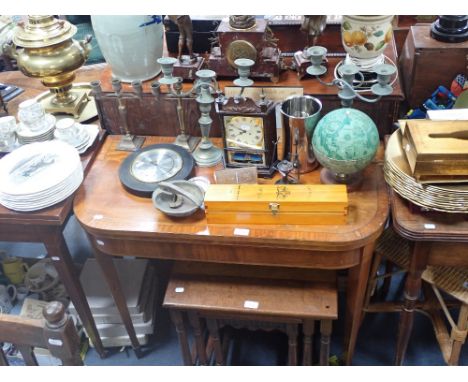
4,15,93,119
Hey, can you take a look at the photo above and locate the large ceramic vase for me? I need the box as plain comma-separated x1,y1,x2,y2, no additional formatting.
341,15,394,69
91,15,164,82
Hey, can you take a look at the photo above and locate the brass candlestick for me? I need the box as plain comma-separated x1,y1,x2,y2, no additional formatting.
4,15,94,120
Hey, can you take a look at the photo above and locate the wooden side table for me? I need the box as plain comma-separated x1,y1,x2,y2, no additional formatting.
74,135,389,364
391,191,468,365
0,64,108,358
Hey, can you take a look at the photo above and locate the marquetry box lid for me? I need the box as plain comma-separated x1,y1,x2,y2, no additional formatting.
204,184,348,225
402,120,468,181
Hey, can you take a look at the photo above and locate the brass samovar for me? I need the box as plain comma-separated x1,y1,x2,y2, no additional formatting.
4,15,93,118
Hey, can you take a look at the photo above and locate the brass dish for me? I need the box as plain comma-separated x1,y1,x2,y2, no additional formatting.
384,129,468,213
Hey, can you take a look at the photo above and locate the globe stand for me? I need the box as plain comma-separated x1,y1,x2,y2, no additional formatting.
319,168,363,192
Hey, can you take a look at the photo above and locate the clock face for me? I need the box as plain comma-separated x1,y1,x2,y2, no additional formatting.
119,143,195,197
224,116,264,151
226,40,257,68
130,148,183,183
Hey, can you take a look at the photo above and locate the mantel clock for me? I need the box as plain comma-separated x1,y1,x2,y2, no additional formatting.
208,18,281,82
217,95,278,177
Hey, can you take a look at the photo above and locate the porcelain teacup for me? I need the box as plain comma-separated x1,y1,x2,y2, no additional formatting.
0,116,17,147
55,118,83,145
17,99,46,130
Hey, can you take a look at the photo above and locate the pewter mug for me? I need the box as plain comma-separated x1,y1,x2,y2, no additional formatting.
280,95,322,174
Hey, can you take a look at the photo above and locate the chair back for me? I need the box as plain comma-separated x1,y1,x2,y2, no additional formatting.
0,301,83,366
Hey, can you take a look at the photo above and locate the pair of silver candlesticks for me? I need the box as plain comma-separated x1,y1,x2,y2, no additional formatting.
157,56,255,167
91,56,255,168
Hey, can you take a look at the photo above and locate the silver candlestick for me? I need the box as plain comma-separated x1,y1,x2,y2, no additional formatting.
111,78,146,151
156,57,200,152
191,69,223,167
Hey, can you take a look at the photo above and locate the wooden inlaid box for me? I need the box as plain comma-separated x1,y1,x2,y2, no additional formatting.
204,184,348,225
402,120,468,182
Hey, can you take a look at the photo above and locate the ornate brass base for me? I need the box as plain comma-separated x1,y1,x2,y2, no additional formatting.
35,83,98,122
116,134,146,152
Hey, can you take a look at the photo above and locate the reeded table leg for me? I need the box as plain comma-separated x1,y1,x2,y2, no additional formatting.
206,318,224,365
320,320,332,366
187,311,208,365
302,320,315,366
286,323,298,366
170,310,193,365
394,241,429,365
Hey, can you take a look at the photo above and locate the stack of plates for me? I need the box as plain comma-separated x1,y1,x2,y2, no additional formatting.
16,114,56,145
54,124,99,154
0,140,83,212
384,129,468,213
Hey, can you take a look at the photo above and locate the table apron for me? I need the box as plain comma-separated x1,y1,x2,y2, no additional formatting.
0,223,61,243
89,236,361,269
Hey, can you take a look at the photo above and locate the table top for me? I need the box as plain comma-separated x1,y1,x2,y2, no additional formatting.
74,135,389,252
391,190,468,243
0,65,106,227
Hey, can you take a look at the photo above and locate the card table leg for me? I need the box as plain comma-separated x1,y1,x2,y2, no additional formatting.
91,244,142,356
343,242,375,365
394,241,429,365
43,228,106,358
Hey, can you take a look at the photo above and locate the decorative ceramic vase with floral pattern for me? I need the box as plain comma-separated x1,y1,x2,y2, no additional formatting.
341,15,394,69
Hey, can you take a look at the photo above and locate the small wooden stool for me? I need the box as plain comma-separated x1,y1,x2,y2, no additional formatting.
163,262,338,366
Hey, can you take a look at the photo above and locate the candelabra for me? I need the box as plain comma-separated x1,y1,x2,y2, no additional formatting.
156,57,199,152
157,57,222,167
91,79,161,151
306,46,397,107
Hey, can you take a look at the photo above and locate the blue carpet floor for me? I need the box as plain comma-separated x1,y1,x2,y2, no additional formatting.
1,215,467,366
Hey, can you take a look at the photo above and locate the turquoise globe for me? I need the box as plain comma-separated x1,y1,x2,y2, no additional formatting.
312,108,379,176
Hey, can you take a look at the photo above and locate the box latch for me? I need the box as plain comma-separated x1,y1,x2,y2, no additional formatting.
269,202,280,215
